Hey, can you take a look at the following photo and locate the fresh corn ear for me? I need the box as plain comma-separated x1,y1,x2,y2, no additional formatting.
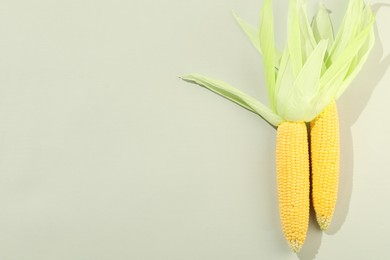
276,122,310,252
310,102,339,230
180,0,375,252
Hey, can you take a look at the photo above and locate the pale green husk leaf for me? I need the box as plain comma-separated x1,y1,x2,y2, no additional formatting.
180,74,283,126
288,0,303,76
335,5,375,98
312,3,334,53
232,11,262,54
259,0,276,111
233,11,282,67
318,2,375,104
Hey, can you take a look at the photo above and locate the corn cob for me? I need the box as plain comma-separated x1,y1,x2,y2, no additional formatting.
276,122,310,252
310,101,339,230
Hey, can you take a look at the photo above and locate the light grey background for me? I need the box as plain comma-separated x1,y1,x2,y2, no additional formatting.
0,0,389,259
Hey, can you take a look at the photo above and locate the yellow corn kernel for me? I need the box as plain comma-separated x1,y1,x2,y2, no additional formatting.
310,101,340,230
276,121,310,253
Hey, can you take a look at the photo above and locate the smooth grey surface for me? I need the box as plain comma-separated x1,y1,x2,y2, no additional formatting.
0,0,389,259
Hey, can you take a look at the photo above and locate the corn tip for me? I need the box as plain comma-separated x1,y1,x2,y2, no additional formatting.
317,216,332,230
288,240,303,253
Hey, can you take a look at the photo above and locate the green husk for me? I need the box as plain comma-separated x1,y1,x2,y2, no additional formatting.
232,11,262,54
180,74,283,126
181,0,375,127
259,0,277,111
312,3,334,53
233,11,282,68
276,39,328,121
